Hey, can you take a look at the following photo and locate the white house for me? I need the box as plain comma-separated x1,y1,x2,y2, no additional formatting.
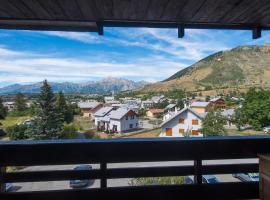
95,107,139,133
141,100,154,109
94,107,114,128
160,107,206,138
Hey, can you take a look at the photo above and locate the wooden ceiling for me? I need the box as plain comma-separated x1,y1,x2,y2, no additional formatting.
0,0,270,37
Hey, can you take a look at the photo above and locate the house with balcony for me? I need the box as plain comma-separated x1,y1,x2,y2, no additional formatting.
210,97,226,109
78,101,103,118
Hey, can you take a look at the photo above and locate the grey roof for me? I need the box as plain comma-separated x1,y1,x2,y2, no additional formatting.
165,104,176,110
190,101,210,107
108,107,134,120
94,107,113,117
210,97,222,102
221,109,235,117
78,101,100,109
161,107,206,127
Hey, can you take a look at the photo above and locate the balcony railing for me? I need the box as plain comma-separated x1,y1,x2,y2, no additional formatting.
1,136,270,200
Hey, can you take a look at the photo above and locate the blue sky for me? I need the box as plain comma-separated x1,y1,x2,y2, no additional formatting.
0,28,269,87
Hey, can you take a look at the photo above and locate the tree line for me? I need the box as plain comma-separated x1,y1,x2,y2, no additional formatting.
0,80,79,140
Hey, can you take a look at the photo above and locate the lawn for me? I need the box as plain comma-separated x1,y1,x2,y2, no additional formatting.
73,115,95,131
123,128,161,138
0,115,31,130
226,129,265,136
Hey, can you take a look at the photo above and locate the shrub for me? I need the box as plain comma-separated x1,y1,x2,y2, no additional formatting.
6,124,29,140
129,176,185,186
60,123,79,139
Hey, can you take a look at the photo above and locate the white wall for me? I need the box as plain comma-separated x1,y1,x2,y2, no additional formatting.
160,110,203,137
110,115,139,133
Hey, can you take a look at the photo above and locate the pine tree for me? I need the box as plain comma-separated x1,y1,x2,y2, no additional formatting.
0,97,7,120
56,91,74,124
34,80,63,139
14,93,27,112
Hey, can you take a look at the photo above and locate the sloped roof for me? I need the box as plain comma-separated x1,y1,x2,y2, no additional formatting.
165,104,177,110
161,107,206,127
94,107,113,117
108,108,135,120
78,102,100,109
210,97,223,102
190,102,210,108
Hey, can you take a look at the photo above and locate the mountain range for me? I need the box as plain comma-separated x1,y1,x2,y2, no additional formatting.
141,45,270,94
0,77,149,94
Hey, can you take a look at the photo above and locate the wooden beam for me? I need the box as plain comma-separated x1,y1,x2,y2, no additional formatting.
252,26,262,39
0,167,6,193
0,19,99,32
178,26,185,38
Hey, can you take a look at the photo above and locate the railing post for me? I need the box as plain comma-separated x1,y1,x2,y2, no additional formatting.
101,162,107,188
0,166,6,192
194,159,202,184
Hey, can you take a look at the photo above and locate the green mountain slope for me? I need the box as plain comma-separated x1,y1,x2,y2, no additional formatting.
142,45,270,93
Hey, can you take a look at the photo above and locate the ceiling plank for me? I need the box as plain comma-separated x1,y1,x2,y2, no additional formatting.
7,0,38,19
191,0,224,22
176,0,207,21
76,0,98,21
0,1,25,18
145,0,171,21
220,0,261,24
160,0,188,21
38,0,68,20
57,0,83,20
94,0,114,20
21,0,52,19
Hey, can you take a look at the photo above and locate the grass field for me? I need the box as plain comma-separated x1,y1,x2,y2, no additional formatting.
123,128,161,138
226,129,265,136
73,115,95,131
0,115,31,130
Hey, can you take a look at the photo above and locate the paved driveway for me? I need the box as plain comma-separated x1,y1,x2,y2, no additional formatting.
11,158,258,192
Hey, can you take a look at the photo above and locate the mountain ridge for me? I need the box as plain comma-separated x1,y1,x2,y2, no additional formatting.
0,77,149,94
141,45,270,94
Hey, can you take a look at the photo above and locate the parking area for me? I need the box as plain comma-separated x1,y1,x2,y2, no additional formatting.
10,159,257,192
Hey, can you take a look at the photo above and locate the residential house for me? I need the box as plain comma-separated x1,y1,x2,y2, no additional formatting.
210,97,226,109
146,109,164,118
94,107,114,131
95,107,139,133
160,107,206,138
190,101,212,113
3,102,15,111
141,100,154,109
78,101,103,118
104,96,115,103
151,95,165,103
165,104,177,112
221,108,235,129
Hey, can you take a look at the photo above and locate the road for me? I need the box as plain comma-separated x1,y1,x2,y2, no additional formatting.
11,158,258,192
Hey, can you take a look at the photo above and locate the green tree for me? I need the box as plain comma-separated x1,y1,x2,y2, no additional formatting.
201,110,227,136
239,88,270,130
56,91,74,124
234,108,247,131
14,93,27,112
0,97,7,119
33,80,63,139
138,108,146,117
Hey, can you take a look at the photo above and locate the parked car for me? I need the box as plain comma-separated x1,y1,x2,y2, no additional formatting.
232,173,259,182
5,183,13,192
70,165,94,188
263,126,270,134
185,175,219,184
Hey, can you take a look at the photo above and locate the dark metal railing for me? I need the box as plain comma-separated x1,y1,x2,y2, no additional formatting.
0,136,270,200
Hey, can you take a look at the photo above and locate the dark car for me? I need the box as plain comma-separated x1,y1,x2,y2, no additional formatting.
185,175,219,184
232,173,259,182
70,165,94,188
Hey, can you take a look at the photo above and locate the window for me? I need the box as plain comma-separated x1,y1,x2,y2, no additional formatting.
136,123,138,127
179,129,185,134
166,128,172,136
126,116,128,120
192,119,199,125
131,115,134,119
192,130,199,136
179,118,185,124
129,124,133,129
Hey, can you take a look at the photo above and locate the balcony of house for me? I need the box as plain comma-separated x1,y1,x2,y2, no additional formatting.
1,136,270,200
